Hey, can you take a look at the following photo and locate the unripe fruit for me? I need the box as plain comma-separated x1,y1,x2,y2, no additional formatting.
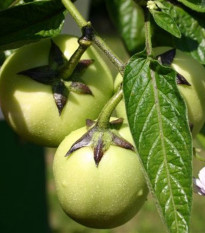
53,123,148,229
0,35,113,147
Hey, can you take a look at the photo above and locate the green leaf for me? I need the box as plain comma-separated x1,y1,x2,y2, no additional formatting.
0,1,65,51
178,0,205,12
106,0,145,54
161,1,205,64
0,0,15,9
123,53,192,233
149,5,181,38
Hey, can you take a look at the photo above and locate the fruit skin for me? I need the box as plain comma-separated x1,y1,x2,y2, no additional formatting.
0,35,113,147
53,123,148,229
115,48,205,136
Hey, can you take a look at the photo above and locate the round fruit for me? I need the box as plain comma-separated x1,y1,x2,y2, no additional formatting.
115,48,205,136
0,35,113,147
53,123,148,229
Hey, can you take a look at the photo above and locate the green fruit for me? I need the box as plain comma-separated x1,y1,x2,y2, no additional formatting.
53,123,148,229
115,48,205,136
0,35,113,147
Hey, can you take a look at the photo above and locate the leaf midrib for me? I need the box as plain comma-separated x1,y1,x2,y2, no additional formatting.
150,67,179,232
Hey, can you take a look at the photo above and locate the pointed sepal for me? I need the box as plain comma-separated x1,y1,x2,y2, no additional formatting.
94,136,104,166
52,81,68,115
110,118,124,125
157,49,191,86
69,82,93,95
112,133,135,151
157,48,176,66
75,59,94,72
70,59,94,81
18,65,56,84
64,119,135,166
65,128,95,156
49,40,67,70
109,118,124,130
86,119,96,128
176,73,191,86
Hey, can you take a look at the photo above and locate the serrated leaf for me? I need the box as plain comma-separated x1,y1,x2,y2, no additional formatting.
123,53,192,233
178,0,205,12
160,0,205,64
150,9,181,38
0,1,65,51
106,0,145,54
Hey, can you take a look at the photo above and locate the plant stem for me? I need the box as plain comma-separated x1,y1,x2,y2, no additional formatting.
62,0,126,76
144,9,153,56
9,0,21,7
93,35,125,76
97,88,123,129
61,0,88,28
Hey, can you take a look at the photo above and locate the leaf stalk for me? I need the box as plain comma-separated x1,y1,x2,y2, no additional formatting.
92,35,125,76
144,9,153,56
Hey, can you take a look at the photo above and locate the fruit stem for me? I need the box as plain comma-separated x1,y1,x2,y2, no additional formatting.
60,25,93,80
62,0,126,76
97,88,123,129
61,0,88,28
92,36,125,76
144,9,153,57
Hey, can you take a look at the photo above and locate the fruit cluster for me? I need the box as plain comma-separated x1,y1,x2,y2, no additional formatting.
1,35,205,229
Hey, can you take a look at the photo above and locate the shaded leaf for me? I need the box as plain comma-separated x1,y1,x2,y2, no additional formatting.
160,1,205,64
178,0,205,12
0,1,65,51
0,0,15,9
106,0,145,54
123,53,192,233
150,9,181,38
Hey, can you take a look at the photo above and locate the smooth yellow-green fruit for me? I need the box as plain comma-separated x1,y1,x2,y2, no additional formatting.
115,48,205,136
53,123,148,229
0,35,113,147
